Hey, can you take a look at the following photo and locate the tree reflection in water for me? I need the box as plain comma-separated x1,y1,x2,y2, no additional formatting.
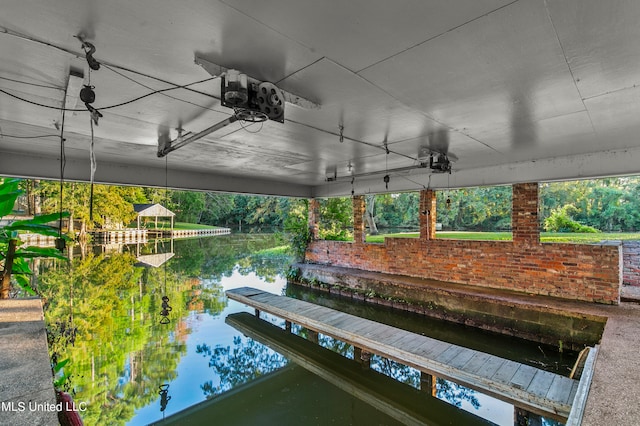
196,337,288,398
370,355,480,410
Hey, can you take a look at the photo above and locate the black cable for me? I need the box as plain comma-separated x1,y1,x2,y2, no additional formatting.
0,133,60,139
0,75,62,90
58,108,66,236
0,75,218,113
89,117,95,224
102,64,219,111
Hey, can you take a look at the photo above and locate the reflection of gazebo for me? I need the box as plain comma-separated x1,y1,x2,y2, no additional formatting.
134,204,175,230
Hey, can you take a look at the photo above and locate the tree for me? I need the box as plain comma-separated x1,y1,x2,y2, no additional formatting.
365,195,378,234
318,197,353,240
170,191,206,223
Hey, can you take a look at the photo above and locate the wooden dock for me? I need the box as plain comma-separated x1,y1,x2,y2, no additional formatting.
147,227,231,238
227,287,591,421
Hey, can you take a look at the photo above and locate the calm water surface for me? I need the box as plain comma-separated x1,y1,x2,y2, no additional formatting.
39,234,569,426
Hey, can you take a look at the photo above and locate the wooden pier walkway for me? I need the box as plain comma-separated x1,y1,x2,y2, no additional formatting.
227,287,590,421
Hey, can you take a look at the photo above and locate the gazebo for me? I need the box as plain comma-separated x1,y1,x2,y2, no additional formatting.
133,204,175,231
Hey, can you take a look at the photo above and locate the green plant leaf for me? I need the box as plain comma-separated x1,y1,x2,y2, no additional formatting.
5,223,61,237
53,358,70,373
13,273,36,295
10,212,69,227
16,246,68,261
0,191,21,218
10,257,33,274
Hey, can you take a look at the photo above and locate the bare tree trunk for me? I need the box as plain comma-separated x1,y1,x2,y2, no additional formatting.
1,239,18,299
365,195,378,235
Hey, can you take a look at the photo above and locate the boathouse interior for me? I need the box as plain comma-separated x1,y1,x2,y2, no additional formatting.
3,2,640,424
1,0,637,302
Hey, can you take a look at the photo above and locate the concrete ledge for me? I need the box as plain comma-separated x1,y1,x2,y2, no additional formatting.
0,298,58,426
293,263,607,350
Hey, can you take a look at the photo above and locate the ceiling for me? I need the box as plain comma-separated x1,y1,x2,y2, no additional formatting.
2,0,640,198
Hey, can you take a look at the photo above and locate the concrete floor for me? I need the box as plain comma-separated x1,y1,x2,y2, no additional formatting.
581,289,640,425
0,298,58,426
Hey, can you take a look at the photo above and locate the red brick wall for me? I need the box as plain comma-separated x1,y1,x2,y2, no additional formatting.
623,241,640,286
306,183,622,304
306,238,621,304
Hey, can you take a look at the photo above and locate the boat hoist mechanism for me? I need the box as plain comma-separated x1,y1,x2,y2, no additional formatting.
157,70,286,157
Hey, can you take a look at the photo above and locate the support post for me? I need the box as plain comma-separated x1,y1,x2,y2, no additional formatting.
254,308,260,318
354,347,371,369
285,320,292,332
307,329,319,344
514,407,542,426
512,183,540,245
420,372,438,397
419,189,437,240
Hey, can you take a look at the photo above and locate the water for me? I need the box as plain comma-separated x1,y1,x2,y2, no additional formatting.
38,234,570,426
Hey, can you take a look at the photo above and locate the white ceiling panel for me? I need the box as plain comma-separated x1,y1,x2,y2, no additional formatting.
2,0,640,196
546,0,640,99
221,0,515,72
359,0,584,150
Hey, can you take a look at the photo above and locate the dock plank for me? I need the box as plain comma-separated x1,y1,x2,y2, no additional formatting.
491,359,521,384
462,352,492,375
527,370,557,398
226,287,582,420
510,365,537,390
546,375,575,405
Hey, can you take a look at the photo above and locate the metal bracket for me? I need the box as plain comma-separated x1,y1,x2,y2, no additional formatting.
157,115,238,157
194,55,321,110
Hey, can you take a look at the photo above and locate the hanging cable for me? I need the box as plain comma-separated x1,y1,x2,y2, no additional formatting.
56,98,67,251
89,118,96,223
159,155,172,325
0,75,218,113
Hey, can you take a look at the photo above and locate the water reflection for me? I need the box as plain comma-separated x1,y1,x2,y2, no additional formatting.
38,234,566,426
39,234,288,425
196,336,288,398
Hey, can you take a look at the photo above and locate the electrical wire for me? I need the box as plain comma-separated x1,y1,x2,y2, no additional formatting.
0,75,62,90
238,119,264,134
88,115,96,223
102,64,220,112
58,104,67,237
0,133,61,139
0,75,217,113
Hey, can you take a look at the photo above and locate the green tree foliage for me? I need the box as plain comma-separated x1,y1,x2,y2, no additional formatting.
540,177,640,232
38,181,145,233
318,197,353,241
543,205,599,233
371,193,420,229
283,199,310,261
169,190,206,223
436,186,512,231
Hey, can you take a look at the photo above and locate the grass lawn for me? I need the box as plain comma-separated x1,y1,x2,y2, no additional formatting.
365,231,640,244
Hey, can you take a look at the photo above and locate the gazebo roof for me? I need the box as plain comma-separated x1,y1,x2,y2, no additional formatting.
133,203,175,218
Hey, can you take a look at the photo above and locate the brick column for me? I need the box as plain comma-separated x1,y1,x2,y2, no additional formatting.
512,183,540,245
419,189,437,240
308,198,319,240
352,195,366,244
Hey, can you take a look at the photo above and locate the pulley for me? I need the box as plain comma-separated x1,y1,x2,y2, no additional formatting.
256,82,285,122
